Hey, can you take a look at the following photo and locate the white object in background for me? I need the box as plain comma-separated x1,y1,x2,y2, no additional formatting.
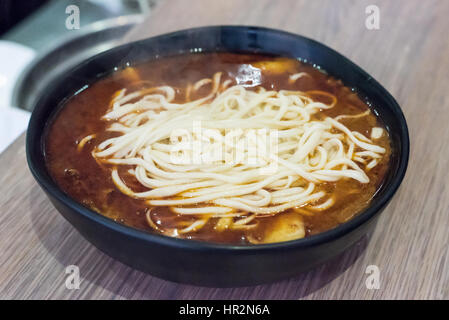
0,107,31,153
0,41,35,154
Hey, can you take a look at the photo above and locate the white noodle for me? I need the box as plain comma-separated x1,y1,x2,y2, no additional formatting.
87,72,387,235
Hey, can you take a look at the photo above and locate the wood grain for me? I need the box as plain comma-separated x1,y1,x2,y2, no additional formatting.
1,0,449,299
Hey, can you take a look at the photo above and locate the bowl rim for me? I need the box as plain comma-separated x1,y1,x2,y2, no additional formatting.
26,25,410,252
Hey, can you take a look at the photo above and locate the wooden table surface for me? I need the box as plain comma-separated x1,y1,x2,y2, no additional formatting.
1,0,448,299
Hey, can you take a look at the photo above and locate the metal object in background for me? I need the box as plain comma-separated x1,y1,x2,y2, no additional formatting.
12,14,143,111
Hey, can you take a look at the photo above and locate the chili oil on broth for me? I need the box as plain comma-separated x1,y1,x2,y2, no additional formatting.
45,52,391,245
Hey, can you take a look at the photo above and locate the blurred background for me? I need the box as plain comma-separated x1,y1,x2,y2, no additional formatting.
0,0,158,153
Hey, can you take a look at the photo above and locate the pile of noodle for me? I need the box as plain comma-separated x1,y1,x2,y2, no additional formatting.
82,71,386,236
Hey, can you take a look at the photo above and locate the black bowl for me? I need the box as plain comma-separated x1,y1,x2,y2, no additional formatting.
26,26,409,287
